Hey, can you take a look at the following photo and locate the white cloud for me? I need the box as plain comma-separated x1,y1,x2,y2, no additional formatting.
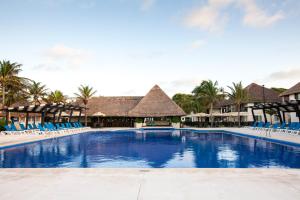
253,68,300,88
33,44,93,71
158,78,205,96
267,68,300,81
240,0,284,27
184,0,284,32
44,44,92,66
141,0,156,11
184,0,233,32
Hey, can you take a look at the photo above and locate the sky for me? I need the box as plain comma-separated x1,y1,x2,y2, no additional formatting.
1,0,300,97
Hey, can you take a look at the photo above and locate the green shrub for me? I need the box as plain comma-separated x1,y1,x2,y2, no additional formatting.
135,118,144,123
0,117,7,131
171,117,181,123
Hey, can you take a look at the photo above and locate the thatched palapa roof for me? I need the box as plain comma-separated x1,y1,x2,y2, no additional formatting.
128,85,186,117
85,85,185,117
279,82,300,97
86,96,143,117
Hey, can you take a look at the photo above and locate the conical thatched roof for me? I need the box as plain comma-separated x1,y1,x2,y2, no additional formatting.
128,85,186,117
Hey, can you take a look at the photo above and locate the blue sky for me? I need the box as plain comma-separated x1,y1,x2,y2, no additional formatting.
1,0,300,97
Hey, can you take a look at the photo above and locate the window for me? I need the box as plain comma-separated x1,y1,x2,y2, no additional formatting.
296,93,300,100
283,96,289,101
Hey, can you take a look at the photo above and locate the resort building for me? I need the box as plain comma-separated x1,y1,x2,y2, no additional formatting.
279,82,300,122
183,83,281,126
0,85,185,128
85,85,186,128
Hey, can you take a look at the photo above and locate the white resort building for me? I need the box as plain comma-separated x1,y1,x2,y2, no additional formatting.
279,82,300,122
182,83,281,126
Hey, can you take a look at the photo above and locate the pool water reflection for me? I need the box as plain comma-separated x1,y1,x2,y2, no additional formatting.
1,129,300,168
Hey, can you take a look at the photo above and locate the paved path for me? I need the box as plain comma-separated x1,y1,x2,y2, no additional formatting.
0,169,300,200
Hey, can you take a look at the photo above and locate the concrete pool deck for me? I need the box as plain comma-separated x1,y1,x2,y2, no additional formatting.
0,127,300,200
0,169,300,200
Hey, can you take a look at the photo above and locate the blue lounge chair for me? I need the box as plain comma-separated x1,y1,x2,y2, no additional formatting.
3,125,13,134
79,122,84,127
250,122,258,129
28,124,34,130
32,123,38,129
286,122,299,134
272,122,286,132
271,123,279,129
19,124,28,131
254,122,264,130
44,123,58,132
38,124,46,132
8,124,26,134
55,123,69,133
264,122,271,129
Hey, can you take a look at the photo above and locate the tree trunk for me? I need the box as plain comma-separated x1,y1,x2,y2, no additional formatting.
237,103,241,127
2,85,5,109
210,103,214,127
84,104,88,126
2,85,7,124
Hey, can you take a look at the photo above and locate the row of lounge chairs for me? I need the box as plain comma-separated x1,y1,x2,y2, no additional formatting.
250,122,300,135
2,122,90,135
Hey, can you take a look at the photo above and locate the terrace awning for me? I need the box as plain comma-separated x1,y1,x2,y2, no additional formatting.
1,103,86,127
248,100,300,123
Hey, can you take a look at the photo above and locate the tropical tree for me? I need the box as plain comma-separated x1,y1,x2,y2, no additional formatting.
227,81,248,127
0,60,29,108
28,81,48,105
47,90,65,104
192,80,223,127
271,87,287,94
74,85,97,126
5,85,29,107
172,93,204,114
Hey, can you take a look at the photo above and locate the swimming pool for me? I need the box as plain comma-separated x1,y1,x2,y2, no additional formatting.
1,129,300,168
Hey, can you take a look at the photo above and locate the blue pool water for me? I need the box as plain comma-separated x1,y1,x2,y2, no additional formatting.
1,129,300,168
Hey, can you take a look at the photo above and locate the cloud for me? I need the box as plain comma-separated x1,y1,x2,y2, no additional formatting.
159,78,204,96
171,78,202,88
141,0,156,11
184,0,233,32
34,44,93,71
184,0,284,32
45,44,92,66
190,39,206,49
266,68,300,81
239,0,284,27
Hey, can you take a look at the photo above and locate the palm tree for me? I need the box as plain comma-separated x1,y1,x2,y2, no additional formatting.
192,80,222,127
5,85,29,107
74,85,96,126
0,60,25,108
47,90,65,104
28,81,48,105
227,82,248,127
